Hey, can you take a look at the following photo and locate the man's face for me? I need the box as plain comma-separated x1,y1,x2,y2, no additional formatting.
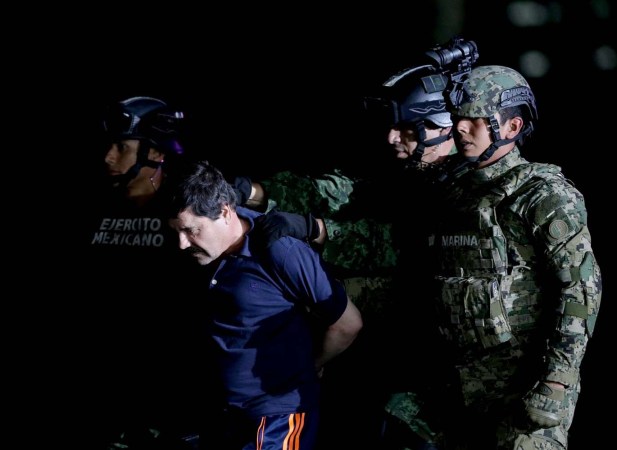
169,207,229,266
103,138,164,192
104,139,139,176
387,124,449,164
388,125,418,160
452,115,493,160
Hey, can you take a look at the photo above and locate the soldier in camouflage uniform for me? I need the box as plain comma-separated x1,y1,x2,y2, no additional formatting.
420,65,602,449
248,60,457,320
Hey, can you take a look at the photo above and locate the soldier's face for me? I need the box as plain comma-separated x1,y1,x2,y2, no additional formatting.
104,139,139,176
453,112,520,167
453,116,493,159
388,125,449,164
103,138,164,191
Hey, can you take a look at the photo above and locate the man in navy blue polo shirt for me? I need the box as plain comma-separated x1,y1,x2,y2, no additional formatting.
167,160,363,450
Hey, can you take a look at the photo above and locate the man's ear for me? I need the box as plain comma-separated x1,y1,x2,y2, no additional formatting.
505,117,524,139
440,126,452,136
221,204,232,224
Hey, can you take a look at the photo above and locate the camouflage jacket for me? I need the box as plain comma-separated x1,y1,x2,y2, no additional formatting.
258,169,398,275
257,169,407,319
430,148,602,405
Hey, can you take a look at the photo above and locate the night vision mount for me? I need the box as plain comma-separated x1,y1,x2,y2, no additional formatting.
363,37,479,129
425,37,478,82
384,36,479,109
360,37,479,179
426,37,479,109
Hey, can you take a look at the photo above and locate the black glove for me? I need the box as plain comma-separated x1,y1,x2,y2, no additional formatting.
230,176,252,205
251,211,320,250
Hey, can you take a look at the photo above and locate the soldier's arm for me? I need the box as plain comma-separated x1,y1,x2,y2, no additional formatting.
320,218,397,272
254,169,355,215
250,170,397,271
531,184,602,389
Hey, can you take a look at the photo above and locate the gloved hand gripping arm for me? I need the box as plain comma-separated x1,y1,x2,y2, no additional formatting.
252,211,323,249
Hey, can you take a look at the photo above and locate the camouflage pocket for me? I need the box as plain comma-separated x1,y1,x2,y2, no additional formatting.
437,276,513,349
523,382,566,429
384,392,438,443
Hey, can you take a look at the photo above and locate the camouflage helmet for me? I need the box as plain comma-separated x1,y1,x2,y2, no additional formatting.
452,65,538,121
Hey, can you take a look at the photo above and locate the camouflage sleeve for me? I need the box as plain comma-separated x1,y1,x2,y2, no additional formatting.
322,218,397,272
258,170,398,273
258,169,354,216
531,182,602,387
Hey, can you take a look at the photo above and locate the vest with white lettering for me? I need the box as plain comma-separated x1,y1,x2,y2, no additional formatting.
426,148,601,415
430,155,564,355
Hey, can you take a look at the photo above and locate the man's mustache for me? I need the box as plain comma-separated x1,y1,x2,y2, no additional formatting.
186,246,205,256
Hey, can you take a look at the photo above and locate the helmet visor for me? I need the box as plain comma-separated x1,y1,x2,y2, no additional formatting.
103,107,140,139
363,96,401,129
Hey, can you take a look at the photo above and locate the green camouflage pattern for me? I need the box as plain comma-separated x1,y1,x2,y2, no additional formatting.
259,170,398,317
453,65,533,119
524,382,566,429
384,392,438,444
342,276,395,320
425,147,601,448
322,218,397,272
260,169,355,216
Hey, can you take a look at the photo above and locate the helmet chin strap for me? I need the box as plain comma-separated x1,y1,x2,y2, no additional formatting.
464,116,533,167
108,139,163,190
407,122,452,168
433,118,533,185
434,153,473,185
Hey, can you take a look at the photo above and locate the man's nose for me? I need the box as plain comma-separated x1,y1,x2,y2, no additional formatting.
455,118,471,134
178,233,191,250
387,129,401,144
104,144,119,164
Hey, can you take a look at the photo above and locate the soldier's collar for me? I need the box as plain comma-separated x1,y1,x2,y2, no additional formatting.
469,147,526,184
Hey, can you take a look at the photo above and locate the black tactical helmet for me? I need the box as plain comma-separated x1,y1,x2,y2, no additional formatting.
102,97,185,187
103,96,185,155
363,64,454,168
364,64,453,130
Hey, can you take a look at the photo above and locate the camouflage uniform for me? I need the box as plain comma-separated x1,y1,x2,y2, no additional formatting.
425,147,602,449
259,169,399,319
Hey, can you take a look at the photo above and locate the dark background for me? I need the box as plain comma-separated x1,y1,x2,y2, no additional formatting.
33,1,613,448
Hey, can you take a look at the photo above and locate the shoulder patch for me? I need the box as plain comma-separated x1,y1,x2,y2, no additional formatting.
540,207,579,245
548,219,569,240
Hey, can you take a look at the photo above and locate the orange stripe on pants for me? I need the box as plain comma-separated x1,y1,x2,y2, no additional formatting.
283,413,306,450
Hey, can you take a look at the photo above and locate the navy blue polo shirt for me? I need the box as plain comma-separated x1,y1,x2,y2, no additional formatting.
206,207,349,418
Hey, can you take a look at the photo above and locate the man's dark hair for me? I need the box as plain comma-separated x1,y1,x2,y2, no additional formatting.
498,105,529,126
167,160,237,219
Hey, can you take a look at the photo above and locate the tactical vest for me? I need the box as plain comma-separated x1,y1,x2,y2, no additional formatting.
431,162,564,355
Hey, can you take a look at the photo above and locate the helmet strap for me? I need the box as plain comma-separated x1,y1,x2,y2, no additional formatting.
464,115,531,167
433,153,473,185
409,123,453,166
108,139,162,190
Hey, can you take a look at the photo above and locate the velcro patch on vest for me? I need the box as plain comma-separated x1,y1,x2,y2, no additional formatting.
548,219,568,240
541,208,578,244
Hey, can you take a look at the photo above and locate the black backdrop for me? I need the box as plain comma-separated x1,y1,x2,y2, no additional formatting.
43,2,614,448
